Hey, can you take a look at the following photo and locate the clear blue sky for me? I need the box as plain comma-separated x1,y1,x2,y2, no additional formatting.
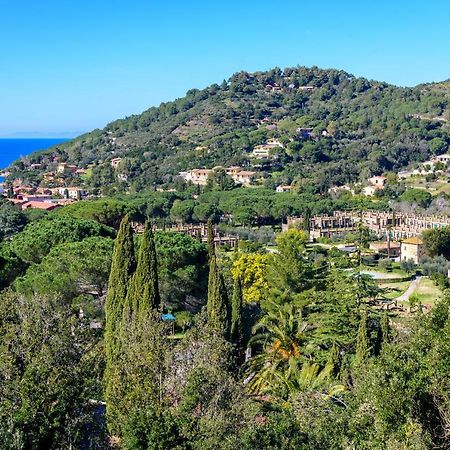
1,0,450,137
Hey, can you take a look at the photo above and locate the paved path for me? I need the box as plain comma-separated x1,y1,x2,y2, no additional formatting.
395,276,423,302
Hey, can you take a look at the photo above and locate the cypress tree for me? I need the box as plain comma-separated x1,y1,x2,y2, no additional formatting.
230,275,244,353
328,342,341,376
125,222,160,319
104,215,136,430
381,312,391,345
355,310,370,365
105,215,136,357
206,220,230,338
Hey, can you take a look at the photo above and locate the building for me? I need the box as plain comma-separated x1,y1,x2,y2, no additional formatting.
368,176,387,188
276,185,292,193
363,186,378,197
179,169,212,185
369,241,401,258
251,138,283,159
21,201,60,211
233,170,256,186
400,237,426,264
328,184,355,195
56,187,87,199
29,163,43,170
57,163,78,174
296,128,314,139
110,157,123,168
265,83,282,92
436,154,450,164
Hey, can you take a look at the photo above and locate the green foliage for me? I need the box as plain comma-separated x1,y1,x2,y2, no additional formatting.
154,231,208,310
104,215,136,431
125,222,160,317
423,227,450,259
55,198,133,228
355,310,370,364
0,201,27,240
267,229,326,305
230,275,244,355
15,236,114,300
0,293,105,449
400,188,433,208
206,222,231,338
10,215,115,264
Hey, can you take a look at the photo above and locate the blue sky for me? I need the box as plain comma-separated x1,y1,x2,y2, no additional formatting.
1,0,450,137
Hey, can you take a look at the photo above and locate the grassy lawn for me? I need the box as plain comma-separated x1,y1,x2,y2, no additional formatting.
379,280,411,299
412,277,443,307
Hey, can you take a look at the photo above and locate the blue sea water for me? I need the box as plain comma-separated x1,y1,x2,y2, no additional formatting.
0,138,70,170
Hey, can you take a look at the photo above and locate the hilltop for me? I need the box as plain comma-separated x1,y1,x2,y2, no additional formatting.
7,66,450,194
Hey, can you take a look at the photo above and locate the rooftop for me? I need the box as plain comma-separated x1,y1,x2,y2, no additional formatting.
402,236,424,245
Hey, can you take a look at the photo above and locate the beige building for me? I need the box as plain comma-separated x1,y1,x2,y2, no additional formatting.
110,157,123,168
400,237,426,264
368,175,387,188
369,241,401,258
57,163,78,174
179,169,212,185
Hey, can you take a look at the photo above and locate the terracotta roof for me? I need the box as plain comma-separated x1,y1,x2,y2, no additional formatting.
402,237,424,245
21,201,59,211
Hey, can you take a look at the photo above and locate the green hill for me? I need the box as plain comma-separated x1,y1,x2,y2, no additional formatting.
9,66,450,194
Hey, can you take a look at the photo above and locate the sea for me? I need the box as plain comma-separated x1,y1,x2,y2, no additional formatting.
0,138,71,170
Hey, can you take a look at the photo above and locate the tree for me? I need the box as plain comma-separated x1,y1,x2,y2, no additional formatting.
205,168,236,191
0,201,27,240
400,189,432,208
246,303,309,397
125,222,161,318
423,228,450,260
10,216,115,264
267,229,325,305
206,221,230,338
104,215,136,432
155,231,208,310
170,199,195,223
230,275,244,356
231,253,270,303
111,312,177,449
15,236,114,300
0,292,105,449
355,310,369,365
381,312,391,346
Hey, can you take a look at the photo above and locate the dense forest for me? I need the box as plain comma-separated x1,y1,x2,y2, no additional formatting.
8,66,450,193
1,202,450,449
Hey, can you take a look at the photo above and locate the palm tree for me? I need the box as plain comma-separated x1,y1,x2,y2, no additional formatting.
246,303,345,399
245,303,309,396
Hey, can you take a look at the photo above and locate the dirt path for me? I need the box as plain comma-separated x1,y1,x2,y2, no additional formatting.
395,276,423,302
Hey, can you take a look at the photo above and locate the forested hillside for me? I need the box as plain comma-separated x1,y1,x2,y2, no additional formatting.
9,66,450,192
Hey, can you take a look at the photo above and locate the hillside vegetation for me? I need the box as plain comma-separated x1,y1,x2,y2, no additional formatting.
10,66,450,192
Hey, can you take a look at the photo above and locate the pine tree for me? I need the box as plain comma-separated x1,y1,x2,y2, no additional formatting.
206,220,230,338
231,275,244,354
104,215,136,431
355,310,370,365
125,222,160,319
